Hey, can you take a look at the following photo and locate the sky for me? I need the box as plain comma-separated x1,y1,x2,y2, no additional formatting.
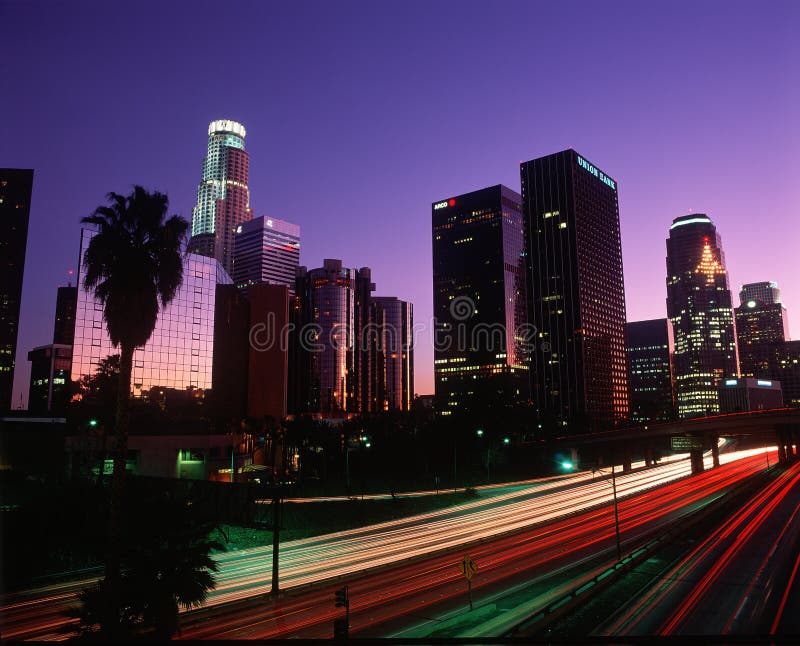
3,0,799,408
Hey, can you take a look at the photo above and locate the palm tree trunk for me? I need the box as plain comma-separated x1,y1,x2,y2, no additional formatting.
105,343,134,584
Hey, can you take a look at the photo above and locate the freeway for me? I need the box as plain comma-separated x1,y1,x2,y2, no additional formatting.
0,446,769,640
595,459,800,637
179,449,773,639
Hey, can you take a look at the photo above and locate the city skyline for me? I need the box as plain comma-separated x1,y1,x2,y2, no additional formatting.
4,1,799,407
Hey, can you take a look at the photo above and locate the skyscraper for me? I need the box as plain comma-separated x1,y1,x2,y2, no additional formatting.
0,169,33,410
735,281,789,377
188,119,253,276
666,214,739,418
431,185,529,416
233,215,300,296
521,151,629,432
372,297,414,412
291,260,373,415
626,319,675,424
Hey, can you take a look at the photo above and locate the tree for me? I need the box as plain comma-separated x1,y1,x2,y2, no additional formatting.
81,186,188,585
69,489,222,641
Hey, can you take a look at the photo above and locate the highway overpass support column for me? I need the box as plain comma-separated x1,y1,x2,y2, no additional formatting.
711,435,720,468
644,446,653,467
690,449,705,475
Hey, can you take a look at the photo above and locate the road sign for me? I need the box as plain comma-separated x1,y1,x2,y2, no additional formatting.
459,555,478,581
671,436,703,451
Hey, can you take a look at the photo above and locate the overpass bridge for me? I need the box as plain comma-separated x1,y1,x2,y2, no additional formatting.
552,408,800,475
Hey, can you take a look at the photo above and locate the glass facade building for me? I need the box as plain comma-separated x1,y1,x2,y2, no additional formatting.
0,169,33,410
666,214,739,418
72,229,231,396
521,151,629,432
188,119,253,276
626,319,675,424
432,185,529,416
372,297,414,412
233,215,300,296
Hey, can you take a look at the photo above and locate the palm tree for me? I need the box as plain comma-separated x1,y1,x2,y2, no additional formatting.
81,186,188,583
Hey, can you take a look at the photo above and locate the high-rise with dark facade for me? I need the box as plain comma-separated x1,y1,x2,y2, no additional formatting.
291,260,374,415
521,151,628,432
27,344,72,415
432,185,529,416
0,169,33,410
372,297,414,412
232,215,300,296
666,214,739,418
626,319,675,424
53,285,78,346
188,120,253,276
736,281,789,377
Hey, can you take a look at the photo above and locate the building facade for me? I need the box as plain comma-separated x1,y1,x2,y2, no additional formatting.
27,344,72,415
372,297,414,412
718,377,784,413
247,284,290,420
735,281,790,378
626,319,675,424
72,229,231,396
291,260,373,415
0,169,33,410
432,185,529,416
53,285,78,346
666,214,739,418
521,151,629,432
188,119,253,276
232,215,300,296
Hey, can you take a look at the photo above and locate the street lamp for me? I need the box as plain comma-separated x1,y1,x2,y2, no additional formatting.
594,464,622,561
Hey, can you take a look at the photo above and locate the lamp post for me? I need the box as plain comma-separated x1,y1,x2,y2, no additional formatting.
611,464,621,561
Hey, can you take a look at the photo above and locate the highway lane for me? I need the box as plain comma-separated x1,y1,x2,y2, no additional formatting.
0,446,765,641
599,459,800,637
180,451,772,639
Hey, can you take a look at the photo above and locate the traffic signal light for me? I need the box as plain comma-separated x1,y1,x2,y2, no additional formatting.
334,585,349,609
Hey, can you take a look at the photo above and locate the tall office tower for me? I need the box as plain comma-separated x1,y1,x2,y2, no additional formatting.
521,151,629,432
72,229,232,395
735,281,790,377
0,169,33,410
666,214,739,418
188,119,253,276
53,285,78,345
372,297,414,412
432,185,529,417
232,216,300,295
626,319,675,424
291,260,373,415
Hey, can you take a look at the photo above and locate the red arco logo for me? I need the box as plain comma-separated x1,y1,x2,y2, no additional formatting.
434,199,456,210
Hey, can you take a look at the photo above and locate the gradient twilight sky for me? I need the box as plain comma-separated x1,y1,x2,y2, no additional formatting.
3,0,799,407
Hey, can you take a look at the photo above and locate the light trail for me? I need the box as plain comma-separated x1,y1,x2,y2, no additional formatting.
0,446,771,641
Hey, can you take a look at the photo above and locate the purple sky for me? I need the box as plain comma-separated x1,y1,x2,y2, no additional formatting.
4,0,799,407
